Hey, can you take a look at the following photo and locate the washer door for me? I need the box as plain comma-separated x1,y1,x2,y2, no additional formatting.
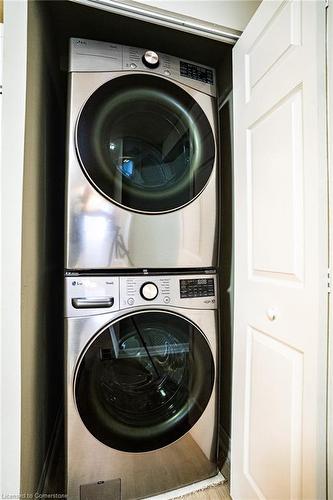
76,74,215,213
75,311,215,452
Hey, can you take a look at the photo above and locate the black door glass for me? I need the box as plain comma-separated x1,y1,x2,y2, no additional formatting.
75,311,215,453
76,74,215,213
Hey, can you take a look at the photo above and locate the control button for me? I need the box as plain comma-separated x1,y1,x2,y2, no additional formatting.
127,297,135,306
163,296,170,304
164,70,171,76
142,50,159,69
130,63,137,69
140,282,158,301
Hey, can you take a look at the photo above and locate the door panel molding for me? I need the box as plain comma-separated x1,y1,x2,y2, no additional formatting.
247,85,304,285
231,1,328,499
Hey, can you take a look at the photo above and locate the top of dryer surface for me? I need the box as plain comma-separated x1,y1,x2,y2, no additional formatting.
69,37,216,97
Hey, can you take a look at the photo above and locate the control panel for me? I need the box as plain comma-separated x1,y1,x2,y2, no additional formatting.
69,38,216,97
119,274,217,310
65,273,217,317
180,278,215,298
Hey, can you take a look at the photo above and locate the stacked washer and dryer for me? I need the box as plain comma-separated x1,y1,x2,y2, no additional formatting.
64,38,220,500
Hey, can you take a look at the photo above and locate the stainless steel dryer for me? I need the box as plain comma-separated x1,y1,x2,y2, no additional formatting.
65,272,218,499
65,38,218,270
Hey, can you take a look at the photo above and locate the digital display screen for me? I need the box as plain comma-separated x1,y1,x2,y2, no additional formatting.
180,278,215,298
180,61,214,85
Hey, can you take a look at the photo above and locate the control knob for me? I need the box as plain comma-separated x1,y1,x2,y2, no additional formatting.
140,282,158,301
142,50,159,69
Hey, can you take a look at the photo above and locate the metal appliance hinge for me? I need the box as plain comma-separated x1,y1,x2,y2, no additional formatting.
328,268,331,293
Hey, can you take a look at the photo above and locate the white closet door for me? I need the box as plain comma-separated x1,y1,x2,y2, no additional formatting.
231,1,328,499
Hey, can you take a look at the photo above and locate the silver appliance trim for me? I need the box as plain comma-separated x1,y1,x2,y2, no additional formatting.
74,72,216,215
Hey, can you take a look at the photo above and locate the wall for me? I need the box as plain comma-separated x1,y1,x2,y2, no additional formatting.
133,0,261,31
328,4,333,499
1,0,27,496
218,91,234,463
21,0,64,495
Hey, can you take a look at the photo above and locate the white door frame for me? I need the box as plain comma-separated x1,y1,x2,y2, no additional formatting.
1,0,28,496
327,2,333,499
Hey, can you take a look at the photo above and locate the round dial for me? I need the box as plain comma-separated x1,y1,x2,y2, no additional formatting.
142,50,159,69
140,282,159,301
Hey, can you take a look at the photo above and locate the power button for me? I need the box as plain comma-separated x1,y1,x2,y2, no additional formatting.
127,297,135,306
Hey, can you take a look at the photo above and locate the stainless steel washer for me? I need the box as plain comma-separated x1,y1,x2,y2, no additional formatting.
65,272,219,499
65,38,218,270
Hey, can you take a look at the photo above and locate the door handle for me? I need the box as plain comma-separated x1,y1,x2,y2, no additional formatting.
72,297,114,309
266,308,277,321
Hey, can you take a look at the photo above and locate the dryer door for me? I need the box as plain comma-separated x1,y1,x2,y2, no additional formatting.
76,74,215,213
74,310,215,452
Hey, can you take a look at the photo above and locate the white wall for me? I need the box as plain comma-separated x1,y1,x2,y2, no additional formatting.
0,20,2,500
1,0,27,496
328,4,333,500
133,0,261,31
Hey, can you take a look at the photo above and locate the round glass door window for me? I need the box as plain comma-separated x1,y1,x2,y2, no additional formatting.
76,74,215,213
75,311,215,452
